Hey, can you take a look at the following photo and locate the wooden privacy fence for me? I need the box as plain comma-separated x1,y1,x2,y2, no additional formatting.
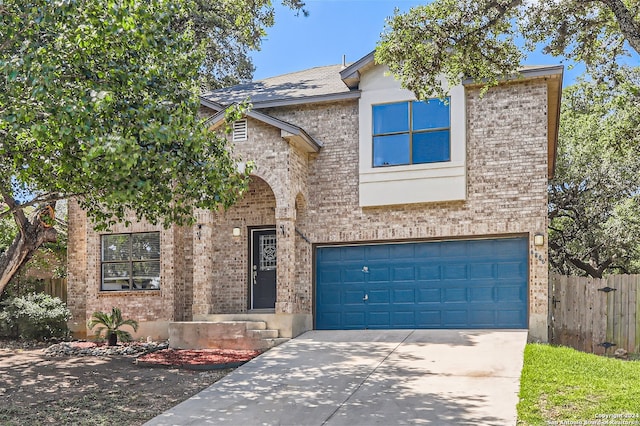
43,278,67,303
550,274,640,355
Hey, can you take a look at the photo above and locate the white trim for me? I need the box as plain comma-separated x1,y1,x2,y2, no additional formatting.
232,119,248,142
358,65,467,207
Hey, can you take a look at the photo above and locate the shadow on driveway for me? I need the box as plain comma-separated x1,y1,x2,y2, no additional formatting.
146,329,527,425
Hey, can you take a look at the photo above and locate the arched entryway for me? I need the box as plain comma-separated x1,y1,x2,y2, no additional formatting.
210,175,278,312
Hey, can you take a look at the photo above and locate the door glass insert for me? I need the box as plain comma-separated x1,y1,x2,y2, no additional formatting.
259,234,277,271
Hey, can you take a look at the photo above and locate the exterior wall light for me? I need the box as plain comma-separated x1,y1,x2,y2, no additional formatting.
534,233,545,246
232,227,241,237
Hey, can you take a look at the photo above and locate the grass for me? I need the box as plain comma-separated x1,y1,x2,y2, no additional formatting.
517,344,640,424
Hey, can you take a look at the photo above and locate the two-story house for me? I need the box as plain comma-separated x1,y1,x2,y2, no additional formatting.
66,51,562,344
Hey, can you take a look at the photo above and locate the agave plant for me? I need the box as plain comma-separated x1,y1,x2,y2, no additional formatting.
87,307,139,346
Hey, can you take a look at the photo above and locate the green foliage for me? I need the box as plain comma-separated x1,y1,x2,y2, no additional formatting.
0,0,309,290
87,307,139,345
0,277,45,303
549,68,640,277
1,0,252,232
375,0,639,98
187,0,308,90
0,293,70,340
0,216,17,254
518,344,640,423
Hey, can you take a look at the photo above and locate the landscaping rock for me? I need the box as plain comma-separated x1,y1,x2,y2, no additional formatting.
43,340,169,358
614,348,629,360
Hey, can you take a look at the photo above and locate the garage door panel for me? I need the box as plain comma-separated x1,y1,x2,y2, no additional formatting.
317,270,341,284
344,312,366,328
443,288,467,302
367,245,391,260
316,237,528,330
443,310,468,326
443,264,467,280
391,266,415,281
368,311,390,327
393,289,416,303
469,286,494,302
369,289,390,304
469,310,496,325
389,244,416,259
343,268,367,283
318,288,341,305
415,243,441,258
418,288,441,303
317,312,341,329
418,265,441,280
342,246,366,261
497,310,525,326
441,241,468,257
497,262,526,278
368,267,390,282
392,311,416,327
417,310,442,326
470,263,495,279
496,285,526,301
344,290,366,305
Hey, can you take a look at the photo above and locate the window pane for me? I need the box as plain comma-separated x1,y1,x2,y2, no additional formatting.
413,131,451,164
413,99,450,131
132,261,160,289
102,234,130,261
132,232,160,260
373,134,410,167
373,102,409,134
102,263,130,290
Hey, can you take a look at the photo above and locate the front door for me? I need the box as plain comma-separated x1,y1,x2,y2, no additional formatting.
250,228,277,309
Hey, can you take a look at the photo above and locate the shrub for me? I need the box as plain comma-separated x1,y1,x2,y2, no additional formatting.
0,293,71,340
87,307,138,346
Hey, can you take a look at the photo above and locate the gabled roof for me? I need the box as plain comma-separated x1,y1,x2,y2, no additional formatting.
203,105,321,154
202,51,563,178
339,51,376,89
201,64,360,109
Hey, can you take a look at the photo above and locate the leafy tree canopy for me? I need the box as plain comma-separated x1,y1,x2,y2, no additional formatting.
549,68,640,277
187,0,307,90
375,0,640,99
0,0,306,294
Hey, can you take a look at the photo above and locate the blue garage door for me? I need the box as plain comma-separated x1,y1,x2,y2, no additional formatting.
315,238,528,329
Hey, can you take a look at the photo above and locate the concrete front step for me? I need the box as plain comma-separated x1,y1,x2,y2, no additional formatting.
168,320,288,351
248,329,279,339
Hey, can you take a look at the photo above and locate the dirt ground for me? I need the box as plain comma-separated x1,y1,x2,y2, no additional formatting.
0,348,233,425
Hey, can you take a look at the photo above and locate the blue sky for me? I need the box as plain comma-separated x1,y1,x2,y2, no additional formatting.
251,1,587,85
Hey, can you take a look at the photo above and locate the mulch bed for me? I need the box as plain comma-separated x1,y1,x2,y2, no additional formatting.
2,339,262,370
136,348,262,370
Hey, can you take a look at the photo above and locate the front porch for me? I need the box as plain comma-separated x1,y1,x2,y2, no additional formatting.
169,312,311,351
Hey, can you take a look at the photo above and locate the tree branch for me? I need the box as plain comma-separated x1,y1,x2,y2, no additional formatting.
0,192,72,219
599,0,640,55
0,186,28,231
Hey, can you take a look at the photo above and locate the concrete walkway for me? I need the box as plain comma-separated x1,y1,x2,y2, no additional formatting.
145,329,527,425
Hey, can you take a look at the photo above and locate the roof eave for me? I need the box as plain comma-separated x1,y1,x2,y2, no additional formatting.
204,106,322,153
461,65,565,86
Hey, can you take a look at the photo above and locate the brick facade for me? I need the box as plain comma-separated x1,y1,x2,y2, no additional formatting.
67,73,553,341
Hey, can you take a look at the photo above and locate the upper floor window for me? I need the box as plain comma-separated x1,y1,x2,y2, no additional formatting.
372,99,450,167
101,232,160,291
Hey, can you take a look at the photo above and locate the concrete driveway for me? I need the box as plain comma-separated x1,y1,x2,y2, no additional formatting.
145,329,527,425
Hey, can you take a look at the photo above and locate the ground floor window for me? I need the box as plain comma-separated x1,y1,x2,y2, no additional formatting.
101,232,160,291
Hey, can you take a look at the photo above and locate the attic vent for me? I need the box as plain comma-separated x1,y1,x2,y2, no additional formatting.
232,119,248,142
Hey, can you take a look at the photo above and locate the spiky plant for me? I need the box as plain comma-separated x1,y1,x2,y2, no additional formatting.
87,307,139,346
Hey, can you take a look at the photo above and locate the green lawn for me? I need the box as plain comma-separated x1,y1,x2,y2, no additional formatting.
518,344,640,424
